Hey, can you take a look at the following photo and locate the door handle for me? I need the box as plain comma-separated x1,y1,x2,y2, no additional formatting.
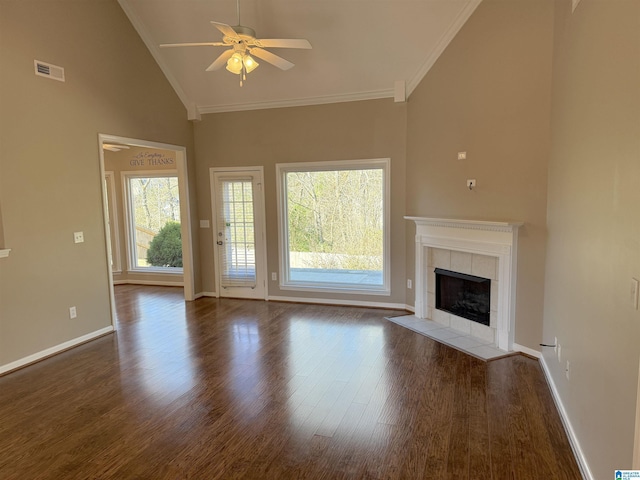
217,241,223,246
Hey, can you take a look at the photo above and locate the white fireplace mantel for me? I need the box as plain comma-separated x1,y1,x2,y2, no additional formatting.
405,217,523,351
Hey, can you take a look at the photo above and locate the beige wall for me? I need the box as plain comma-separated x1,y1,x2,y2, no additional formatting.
405,0,554,350
544,0,640,477
194,99,407,304
0,203,5,249
104,146,184,284
2,0,638,474
0,0,196,367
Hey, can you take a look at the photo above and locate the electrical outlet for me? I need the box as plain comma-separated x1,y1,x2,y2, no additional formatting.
407,279,412,289
271,272,277,281
565,360,570,380
69,306,77,319
557,344,562,363
457,152,467,160
73,231,84,243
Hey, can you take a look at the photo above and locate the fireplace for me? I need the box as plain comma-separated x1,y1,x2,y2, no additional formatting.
435,268,491,326
405,217,522,351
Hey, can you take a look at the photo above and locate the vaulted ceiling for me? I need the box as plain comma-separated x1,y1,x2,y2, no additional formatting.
119,0,481,115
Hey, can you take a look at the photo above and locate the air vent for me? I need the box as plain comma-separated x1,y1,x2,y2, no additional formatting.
34,60,65,82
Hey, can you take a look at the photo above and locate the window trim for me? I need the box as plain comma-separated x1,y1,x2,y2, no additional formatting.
122,170,184,274
104,171,122,274
276,158,391,296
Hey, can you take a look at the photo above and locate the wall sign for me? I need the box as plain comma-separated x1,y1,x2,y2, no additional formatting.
129,151,175,167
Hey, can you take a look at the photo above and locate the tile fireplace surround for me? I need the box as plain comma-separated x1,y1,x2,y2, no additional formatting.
406,217,522,352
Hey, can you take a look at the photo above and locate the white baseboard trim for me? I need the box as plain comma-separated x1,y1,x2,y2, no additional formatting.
0,326,114,376
193,293,407,311
267,295,409,311
405,304,415,313
540,356,594,480
113,280,184,287
512,343,541,359
195,292,218,299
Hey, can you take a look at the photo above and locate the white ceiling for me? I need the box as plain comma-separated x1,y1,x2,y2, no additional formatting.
118,0,481,115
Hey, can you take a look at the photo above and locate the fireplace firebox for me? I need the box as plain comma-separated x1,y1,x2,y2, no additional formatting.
434,268,491,326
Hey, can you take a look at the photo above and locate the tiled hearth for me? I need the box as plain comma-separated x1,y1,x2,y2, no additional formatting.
386,314,511,361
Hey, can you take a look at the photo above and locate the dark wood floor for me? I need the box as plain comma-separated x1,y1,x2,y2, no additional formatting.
0,285,582,479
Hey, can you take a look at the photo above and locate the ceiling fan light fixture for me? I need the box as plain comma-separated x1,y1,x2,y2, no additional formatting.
225,52,243,74
160,0,311,86
243,53,259,73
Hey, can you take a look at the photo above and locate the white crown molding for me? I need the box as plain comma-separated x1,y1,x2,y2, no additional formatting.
117,0,191,111
198,88,395,114
406,0,483,97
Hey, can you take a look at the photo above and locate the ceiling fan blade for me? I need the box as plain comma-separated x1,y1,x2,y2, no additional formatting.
103,144,130,152
256,39,312,49
160,42,226,48
206,49,234,71
211,21,239,40
250,47,294,70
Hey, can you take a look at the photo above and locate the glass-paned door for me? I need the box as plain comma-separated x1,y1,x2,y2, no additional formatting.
211,169,266,299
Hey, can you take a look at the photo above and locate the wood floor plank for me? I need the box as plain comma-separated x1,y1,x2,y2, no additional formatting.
446,353,471,479
468,358,493,479
0,285,583,479
487,358,518,479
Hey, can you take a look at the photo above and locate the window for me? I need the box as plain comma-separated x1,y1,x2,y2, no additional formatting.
277,159,390,295
123,173,182,272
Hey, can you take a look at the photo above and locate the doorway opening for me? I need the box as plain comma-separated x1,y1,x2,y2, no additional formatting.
98,134,195,326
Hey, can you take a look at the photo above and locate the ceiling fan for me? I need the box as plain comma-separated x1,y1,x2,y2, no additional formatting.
160,1,312,86
103,144,130,152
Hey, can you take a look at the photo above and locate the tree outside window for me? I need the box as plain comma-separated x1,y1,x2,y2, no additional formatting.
277,159,389,294
126,175,182,270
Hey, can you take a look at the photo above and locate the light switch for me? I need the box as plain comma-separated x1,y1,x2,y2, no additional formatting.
74,231,84,243
458,152,467,160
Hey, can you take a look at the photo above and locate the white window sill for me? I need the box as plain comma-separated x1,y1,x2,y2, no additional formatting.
127,268,184,275
279,283,390,297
